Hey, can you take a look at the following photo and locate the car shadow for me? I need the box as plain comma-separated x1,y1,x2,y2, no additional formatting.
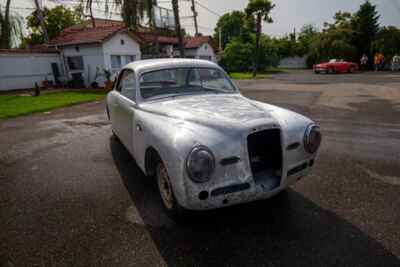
110,137,400,267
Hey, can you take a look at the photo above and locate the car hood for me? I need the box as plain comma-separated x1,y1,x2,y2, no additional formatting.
139,94,277,130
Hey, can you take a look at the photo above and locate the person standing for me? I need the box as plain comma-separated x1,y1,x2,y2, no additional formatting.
360,54,368,72
392,55,400,71
374,53,380,71
379,53,385,71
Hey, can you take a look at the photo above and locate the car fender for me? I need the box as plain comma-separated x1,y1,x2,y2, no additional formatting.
132,108,202,205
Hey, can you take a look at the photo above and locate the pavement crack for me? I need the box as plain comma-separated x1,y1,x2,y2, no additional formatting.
357,164,400,186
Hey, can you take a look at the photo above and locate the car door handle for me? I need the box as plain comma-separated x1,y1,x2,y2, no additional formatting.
136,123,143,132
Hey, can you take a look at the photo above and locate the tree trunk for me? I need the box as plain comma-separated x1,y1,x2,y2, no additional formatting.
34,0,49,43
172,0,185,57
253,13,261,77
88,0,96,28
0,0,11,48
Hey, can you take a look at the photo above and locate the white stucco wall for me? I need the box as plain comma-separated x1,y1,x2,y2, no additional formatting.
279,56,308,69
195,43,216,62
103,33,141,73
175,43,216,62
61,44,104,87
0,52,62,91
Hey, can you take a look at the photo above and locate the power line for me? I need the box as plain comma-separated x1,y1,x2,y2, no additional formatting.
194,1,221,17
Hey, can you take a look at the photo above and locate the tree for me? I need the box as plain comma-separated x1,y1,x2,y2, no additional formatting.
351,1,380,59
81,0,156,29
372,26,400,59
23,5,83,46
220,37,253,72
0,0,22,48
306,10,358,66
83,0,96,28
0,0,11,48
245,0,275,77
118,0,156,29
296,24,318,56
213,11,254,50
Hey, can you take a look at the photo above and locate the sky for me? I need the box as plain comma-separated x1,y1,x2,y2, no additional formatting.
3,0,400,37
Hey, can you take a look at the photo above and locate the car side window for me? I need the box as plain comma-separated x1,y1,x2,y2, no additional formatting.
117,70,136,102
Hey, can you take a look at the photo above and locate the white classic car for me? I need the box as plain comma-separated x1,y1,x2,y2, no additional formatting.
107,59,321,218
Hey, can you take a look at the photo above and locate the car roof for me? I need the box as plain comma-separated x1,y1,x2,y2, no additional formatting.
124,58,222,74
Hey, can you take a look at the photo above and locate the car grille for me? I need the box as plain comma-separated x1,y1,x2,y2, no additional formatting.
247,129,282,186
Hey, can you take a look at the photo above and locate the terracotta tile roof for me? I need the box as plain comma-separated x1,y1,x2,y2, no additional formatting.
133,34,214,49
49,19,213,49
49,25,127,46
135,32,178,45
184,36,212,49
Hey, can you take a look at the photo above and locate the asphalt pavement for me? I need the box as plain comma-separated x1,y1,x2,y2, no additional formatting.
1,70,399,266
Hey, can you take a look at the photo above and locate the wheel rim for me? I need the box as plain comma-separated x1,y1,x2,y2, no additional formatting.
157,163,174,210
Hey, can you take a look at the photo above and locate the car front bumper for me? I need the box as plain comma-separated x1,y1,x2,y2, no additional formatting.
180,159,314,211
314,67,327,72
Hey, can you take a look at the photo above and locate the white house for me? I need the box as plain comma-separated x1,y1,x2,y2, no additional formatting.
49,21,142,87
0,19,218,90
49,20,217,87
180,36,217,62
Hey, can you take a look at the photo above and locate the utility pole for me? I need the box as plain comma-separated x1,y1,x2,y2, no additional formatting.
172,0,185,57
190,0,199,36
33,0,49,43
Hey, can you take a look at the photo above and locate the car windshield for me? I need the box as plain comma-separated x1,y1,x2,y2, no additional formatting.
139,68,236,99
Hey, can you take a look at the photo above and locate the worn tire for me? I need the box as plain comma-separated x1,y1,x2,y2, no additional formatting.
155,159,187,221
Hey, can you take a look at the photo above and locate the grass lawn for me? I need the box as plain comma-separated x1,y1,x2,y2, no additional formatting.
229,67,288,80
229,72,271,80
0,90,107,119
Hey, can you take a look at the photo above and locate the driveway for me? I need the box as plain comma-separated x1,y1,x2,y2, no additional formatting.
1,70,400,266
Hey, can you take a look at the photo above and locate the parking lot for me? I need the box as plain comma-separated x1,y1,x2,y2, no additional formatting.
1,70,400,266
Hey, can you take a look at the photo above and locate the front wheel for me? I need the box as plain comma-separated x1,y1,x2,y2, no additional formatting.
156,160,186,220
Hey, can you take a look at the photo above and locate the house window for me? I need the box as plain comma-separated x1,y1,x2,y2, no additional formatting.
111,55,122,72
125,55,136,64
199,55,212,61
67,56,84,70
121,39,125,45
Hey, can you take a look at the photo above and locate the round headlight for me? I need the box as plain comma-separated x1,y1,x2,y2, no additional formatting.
186,146,215,183
304,125,322,154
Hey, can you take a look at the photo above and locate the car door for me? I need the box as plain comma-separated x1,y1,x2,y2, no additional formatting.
114,69,137,155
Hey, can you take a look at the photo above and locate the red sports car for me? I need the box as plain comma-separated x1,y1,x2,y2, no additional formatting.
314,59,358,74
